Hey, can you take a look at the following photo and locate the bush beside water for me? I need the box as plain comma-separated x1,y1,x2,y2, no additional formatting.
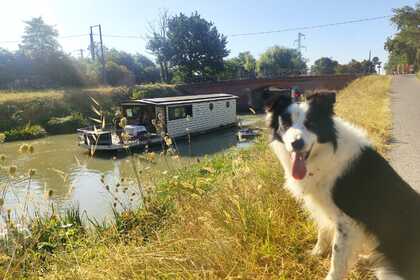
44,114,88,134
3,124,46,141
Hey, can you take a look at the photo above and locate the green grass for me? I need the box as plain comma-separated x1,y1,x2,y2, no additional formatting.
0,87,118,103
0,84,185,141
0,75,391,279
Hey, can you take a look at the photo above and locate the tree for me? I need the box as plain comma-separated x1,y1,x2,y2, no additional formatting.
238,51,256,77
146,10,171,82
257,46,307,77
336,58,381,74
217,51,257,80
0,48,16,87
19,17,61,59
16,17,83,87
105,61,135,86
217,58,242,80
106,49,160,84
311,57,338,75
166,12,229,82
385,3,420,72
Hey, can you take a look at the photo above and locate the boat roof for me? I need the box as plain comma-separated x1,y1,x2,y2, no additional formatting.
121,93,238,106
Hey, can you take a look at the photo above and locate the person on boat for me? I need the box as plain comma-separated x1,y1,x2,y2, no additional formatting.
291,86,304,102
113,111,124,144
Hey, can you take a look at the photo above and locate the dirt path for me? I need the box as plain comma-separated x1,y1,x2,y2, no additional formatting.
389,74,420,191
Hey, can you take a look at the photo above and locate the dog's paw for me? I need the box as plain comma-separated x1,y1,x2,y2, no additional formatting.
324,273,339,280
308,245,328,257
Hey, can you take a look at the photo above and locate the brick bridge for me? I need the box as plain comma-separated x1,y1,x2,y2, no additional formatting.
177,74,359,111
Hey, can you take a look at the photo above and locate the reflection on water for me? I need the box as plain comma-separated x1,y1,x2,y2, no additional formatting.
0,125,256,222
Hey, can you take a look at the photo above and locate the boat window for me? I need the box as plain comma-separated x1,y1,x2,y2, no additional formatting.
168,105,193,121
226,101,230,108
209,103,214,111
126,108,133,118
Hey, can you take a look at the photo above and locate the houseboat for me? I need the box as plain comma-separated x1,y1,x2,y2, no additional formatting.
77,93,239,151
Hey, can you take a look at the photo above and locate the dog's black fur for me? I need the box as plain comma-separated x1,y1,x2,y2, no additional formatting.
333,146,420,279
266,92,420,279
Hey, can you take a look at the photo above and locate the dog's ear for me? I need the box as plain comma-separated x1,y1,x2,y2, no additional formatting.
307,91,336,116
264,94,292,113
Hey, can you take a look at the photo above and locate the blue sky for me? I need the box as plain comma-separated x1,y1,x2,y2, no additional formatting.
0,0,417,66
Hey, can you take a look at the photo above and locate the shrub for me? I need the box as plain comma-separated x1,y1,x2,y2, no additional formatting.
4,124,46,141
131,83,182,99
44,113,88,134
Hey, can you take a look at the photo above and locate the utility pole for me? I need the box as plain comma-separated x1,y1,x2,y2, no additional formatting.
79,49,84,59
89,26,95,60
98,24,106,84
89,24,107,84
295,32,306,56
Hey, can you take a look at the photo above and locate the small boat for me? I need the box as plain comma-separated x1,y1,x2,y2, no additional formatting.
77,125,163,151
78,93,239,152
237,128,261,140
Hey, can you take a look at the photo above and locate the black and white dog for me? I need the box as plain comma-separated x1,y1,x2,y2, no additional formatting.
265,92,420,280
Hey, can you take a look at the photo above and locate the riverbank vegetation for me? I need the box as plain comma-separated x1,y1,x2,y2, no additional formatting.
0,75,391,279
0,84,184,141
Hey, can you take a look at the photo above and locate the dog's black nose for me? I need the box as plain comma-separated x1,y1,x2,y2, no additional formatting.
291,139,305,151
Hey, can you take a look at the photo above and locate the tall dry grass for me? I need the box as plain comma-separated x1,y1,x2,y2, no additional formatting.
335,75,392,155
0,75,391,279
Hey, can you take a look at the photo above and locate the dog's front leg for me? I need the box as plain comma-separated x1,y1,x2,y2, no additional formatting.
325,221,363,280
311,226,331,256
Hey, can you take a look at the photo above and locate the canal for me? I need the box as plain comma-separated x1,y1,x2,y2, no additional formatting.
0,116,262,223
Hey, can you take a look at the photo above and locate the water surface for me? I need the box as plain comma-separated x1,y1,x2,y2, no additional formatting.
0,120,259,223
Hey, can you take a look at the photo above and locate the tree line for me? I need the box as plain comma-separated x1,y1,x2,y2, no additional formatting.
1,4,416,89
385,2,419,73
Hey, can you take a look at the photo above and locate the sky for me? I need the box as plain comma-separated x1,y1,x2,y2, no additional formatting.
0,0,418,67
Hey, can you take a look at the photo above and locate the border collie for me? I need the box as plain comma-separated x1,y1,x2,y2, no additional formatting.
265,92,420,280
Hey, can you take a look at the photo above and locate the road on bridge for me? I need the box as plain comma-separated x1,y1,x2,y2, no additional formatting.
389,74,420,191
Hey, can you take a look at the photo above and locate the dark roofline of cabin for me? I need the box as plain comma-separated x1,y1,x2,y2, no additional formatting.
120,93,238,106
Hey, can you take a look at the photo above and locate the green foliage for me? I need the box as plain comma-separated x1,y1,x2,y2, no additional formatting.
165,12,229,82
257,46,307,77
218,51,257,80
20,17,60,59
0,17,84,89
130,83,182,99
311,57,338,75
146,10,171,83
336,58,380,74
385,3,420,72
0,87,131,134
4,124,46,141
44,113,88,134
106,49,160,84
105,61,135,86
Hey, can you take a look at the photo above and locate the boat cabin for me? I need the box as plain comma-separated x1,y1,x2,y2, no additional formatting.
120,93,239,138
77,93,238,152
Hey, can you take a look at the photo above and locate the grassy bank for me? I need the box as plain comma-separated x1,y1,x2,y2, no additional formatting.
0,75,391,279
0,84,182,141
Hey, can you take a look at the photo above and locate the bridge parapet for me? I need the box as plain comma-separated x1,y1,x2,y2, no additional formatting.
177,74,361,111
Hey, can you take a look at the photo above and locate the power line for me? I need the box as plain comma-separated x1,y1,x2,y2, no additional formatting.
0,34,89,44
103,34,144,39
228,15,391,37
0,15,391,44
60,34,89,39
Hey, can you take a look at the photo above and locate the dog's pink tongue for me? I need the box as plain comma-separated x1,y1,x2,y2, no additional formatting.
292,152,307,180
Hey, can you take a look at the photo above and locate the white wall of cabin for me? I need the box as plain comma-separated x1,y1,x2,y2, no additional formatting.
166,99,237,137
